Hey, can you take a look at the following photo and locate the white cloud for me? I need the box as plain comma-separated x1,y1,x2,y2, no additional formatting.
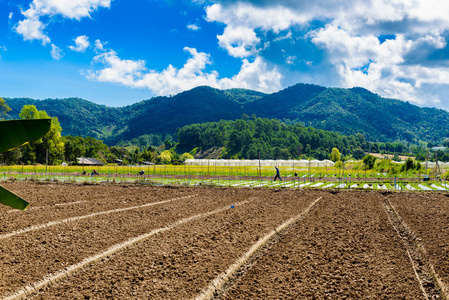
286,56,296,65
187,24,200,31
9,12,13,20
15,0,111,44
94,39,105,51
219,56,282,91
51,44,64,60
206,3,307,33
69,35,90,52
87,49,147,86
87,46,282,95
204,0,449,106
15,17,50,45
217,25,260,58
206,3,306,58
23,0,112,20
310,22,449,104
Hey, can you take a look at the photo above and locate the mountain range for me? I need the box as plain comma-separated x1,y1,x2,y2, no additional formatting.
4,83,449,145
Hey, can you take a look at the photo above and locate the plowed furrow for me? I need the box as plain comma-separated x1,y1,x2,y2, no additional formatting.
3,200,251,300
195,197,322,300
0,194,196,241
30,191,324,299
384,197,448,299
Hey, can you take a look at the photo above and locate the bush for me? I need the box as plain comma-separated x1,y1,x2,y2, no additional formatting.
179,153,194,162
158,150,173,164
362,154,376,170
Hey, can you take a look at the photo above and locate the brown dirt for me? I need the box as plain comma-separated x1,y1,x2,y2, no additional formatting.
0,182,446,299
389,192,449,288
221,191,423,299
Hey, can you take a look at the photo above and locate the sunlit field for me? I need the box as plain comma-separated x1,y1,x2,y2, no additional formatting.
0,164,447,191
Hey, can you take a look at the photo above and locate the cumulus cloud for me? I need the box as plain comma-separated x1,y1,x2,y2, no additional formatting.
94,39,105,52
15,17,50,45
217,25,260,58
69,35,90,52
15,0,111,44
219,56,282,91
310,22,449,104
204,0,449,106
51,44,64,60
87,46,282,95
206,3,306,58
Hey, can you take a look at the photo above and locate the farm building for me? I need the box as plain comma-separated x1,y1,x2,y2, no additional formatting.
77,157,104,166
184,159,335,168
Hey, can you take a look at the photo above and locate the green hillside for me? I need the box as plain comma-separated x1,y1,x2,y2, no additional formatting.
4,83,449,145
5,97,126,139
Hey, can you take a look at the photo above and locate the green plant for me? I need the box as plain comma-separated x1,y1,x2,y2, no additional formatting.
0,119,51,210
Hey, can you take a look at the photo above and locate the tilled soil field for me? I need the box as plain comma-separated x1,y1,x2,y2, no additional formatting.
0,182,448,299
389,192,449,286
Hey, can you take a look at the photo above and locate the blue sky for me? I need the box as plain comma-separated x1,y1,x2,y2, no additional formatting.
2,0,449,110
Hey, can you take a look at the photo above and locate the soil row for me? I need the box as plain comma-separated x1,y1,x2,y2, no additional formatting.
0,182,198,233
1,183,325,298
389,192,449,290
221,191,424,299
2,183,447,299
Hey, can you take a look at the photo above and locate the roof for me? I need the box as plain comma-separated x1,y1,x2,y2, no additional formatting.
77,157,104,166
431,147,447,151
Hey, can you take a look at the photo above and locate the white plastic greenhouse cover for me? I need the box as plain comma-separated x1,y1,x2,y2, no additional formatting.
184,159,335,167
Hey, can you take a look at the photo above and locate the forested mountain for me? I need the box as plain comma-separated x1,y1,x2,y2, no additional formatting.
254,86,449,143
5,97,126,139
4,83,449,146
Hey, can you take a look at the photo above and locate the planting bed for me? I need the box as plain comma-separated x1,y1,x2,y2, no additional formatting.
0,182,448,299
389,192,449,287
221,191,423,299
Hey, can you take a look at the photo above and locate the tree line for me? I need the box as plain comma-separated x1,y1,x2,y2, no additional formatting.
2,99,449,165
175,115,423,161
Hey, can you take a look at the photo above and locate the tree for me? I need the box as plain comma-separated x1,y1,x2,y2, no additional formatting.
329,147,341,162
362,154,376,169
0,97,11,120
158,150,173,164
179,152,194,162
305,144,311,154
19,105,38,119
401,157,415,172
19,105,64,164
164,139,173,149
353,148,365,160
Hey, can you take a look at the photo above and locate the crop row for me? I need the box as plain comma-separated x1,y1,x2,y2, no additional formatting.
0,164,435,179
1,173,448,192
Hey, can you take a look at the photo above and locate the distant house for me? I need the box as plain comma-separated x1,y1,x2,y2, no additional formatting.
143,161,155,165
77,157,104,166
115,159,123,165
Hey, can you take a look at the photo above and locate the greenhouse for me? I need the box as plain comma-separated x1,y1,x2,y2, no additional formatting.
184,159,335,167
